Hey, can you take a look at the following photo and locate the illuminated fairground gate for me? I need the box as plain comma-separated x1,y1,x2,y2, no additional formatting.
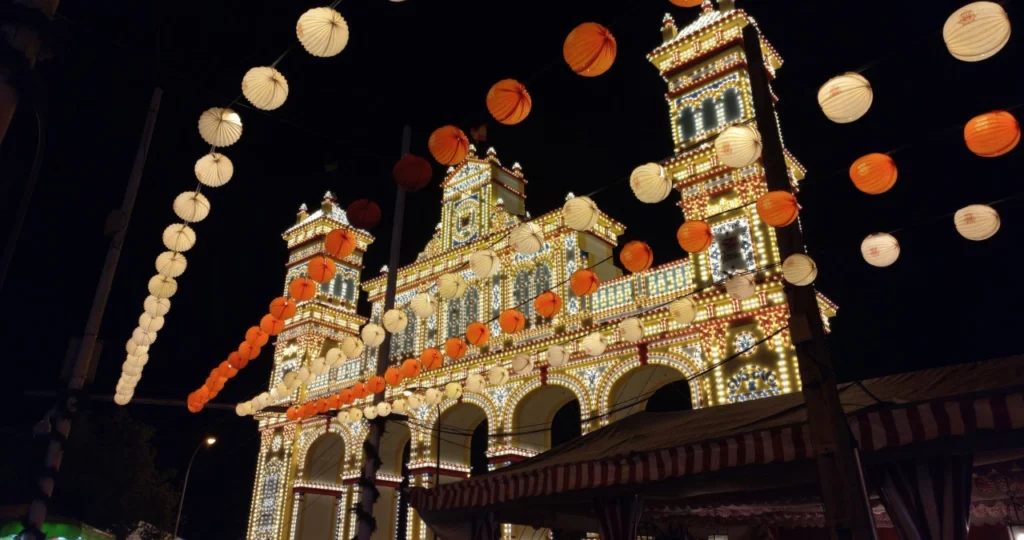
246,3,838,540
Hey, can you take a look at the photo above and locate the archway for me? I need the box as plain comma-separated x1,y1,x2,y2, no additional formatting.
431,401,489,485
296,432,345,540
511,384,581,455
373,420,412,540
605,363,694,425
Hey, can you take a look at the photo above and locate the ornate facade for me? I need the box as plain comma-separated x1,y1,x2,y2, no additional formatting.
246,3,837,540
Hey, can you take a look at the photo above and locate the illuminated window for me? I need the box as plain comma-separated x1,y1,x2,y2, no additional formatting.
678,107,697,141
723,87,742,122
700,98,718,132
392,310,416,359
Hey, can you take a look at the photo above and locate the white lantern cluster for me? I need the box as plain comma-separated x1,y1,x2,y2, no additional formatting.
194,153,233,188
342,336,365,358
487,365,510,385
198,107,243,147
470,249,501,278
817,73,873,124
546,345,569,368
511,354,534,375
943,2,1011,62
617,317,644,343
326,347,347,369
465,373,487,393
629,163,672,204
861,233,900,267
172,191,211,223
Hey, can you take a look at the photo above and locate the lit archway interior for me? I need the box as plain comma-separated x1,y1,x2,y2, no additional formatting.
297,432,344,540
433,402,489,485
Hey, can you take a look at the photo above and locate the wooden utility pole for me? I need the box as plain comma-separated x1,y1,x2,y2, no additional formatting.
356,125,411,540
742,25,877,540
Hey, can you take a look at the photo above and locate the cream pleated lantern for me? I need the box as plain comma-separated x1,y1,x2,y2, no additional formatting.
861,233,901,267
582,332,607,356
376,402,392,417
274,382,290,397
406,393,424,409
194,153,233,188
363,405,378,420
341,336,365,358
944,2,1011,62
147,275,178,299
618,317,644,343
410,293,436,319
510,223,544,254
326,347,346,368
114,393,132,406
438,273,468,299
283,371,300,390
236,402,253,416
361,323,386,347
487,365,510,385
337,410,351,424
309,357,327,377
126,340,148,357
511,354,534,375
425,388,443,405
162,224,196,253
296,367,311,384
470,249,501,278
125,353,148,367
444,382,463,400
138,313,165,333
122,362,143,377
296,7,350,57
155,251,187,278
131,327,158,347
382,309,408,333
782,254,818,286
173,192,211,223
242,66,289,111
668,297,698,325
348,407,364,422
817,73,873,124
629,163,672,203
269,387,281,401
725,274,756,300
562,196,599,231
465,373,487,393
715,124,763,168
392,398,407,414
255,392,272,410
198,107,243,147
954,204,1000,240
143,295,170,317
546,345,569,368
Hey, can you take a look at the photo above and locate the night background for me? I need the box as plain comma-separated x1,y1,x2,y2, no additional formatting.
1,0,1021,537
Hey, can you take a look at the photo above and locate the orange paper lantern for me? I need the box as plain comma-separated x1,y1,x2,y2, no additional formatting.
315,399,329,413
347,199,381,230
269,296,297,320
563,22,617,77
367,376,386,394
486,79,532,125
849,154,898,194
219,361,238,379
286,406,299,421
676,221,714,253
195,386,211,401
325,229,357,259
238,341,260,361
400,358,422,378
569,269,600,297
670,0,703,6
301,403,317,418
226,351,244,370
289,277,317,302
421,348,443,370
351,382,369,399
964,111,1020,157
327,394,341,409
534,291,562,318
620,241,654,273
756,191,800,227
428,125,470,165
339,388,354,405
393,154,433,192
245,326,270,348
260,314,285,336
466,321,490,345
307,255,337,284
444,337,467,360
385,367,404,386
499,309,526,334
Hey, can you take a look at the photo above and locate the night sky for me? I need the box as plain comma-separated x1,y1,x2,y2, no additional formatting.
1,0,1021,537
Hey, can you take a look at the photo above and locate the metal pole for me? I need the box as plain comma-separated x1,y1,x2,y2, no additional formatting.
21,88,162,540
742,27,876,540
174,441,205,538
356,125,411,540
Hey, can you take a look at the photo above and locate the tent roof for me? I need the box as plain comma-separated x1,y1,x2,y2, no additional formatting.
410,356,1024,520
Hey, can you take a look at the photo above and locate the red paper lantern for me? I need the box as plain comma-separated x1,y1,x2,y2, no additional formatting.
486,79,532,125
366,376,386,394
260,314,285,336
466,322,490,346
238,341,260,361
400,358,422,378
756,191,800,227
393,154,433,192
339,388,354,405
269,297,297,320
327,394,341,409
245,326,270,348
346,199,381,230
286,406,299,421
499,309,526,334
569,269,600,297
421,348,443,370
352,382,369,399
315,399,329,413
385,367,404,386
444,337,467,359
676,221,714,253
563,23,617,77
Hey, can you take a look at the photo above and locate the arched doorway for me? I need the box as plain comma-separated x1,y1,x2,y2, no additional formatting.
511,384,582,454
296,432,345,540
373,420,412,540
428,401,490,485
605,363,694,425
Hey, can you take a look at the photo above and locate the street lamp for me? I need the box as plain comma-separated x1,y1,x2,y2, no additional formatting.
173,436,216,537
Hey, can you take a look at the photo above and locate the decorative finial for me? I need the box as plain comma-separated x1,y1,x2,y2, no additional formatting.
468,144,478,157
565,192,576,201
495,198,505,207
662,12,677,27
379,264,389,274
298,203,308,212
323,191,336,202
702,0,714,13
511,162,523,178
296,203,309,224
486,146,497,156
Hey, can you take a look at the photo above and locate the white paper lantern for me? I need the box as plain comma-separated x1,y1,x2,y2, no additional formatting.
510,354,533,375
782,254,818,286
173,191,211,223
242,66,289,111
342,336,365,358
131,327,157,346
376,402,392,417
817,73,873,124
562,196,599,231
944,2,1011,62
326,347,346,368
138,312,165,333
147,275,178,299
236,402,253,416
296,367,312,383
860,233,900,267
122,362,143,377
510,223,544,254
438,274,468,299
194,153,233,188
120,372,141,385
954,204,1000,241
618,317,644,343
470,250,501,278
296,7,350,57
410,293,436,319
143,295,171,318
382,309,408,333
363,405,378,420
582,332,607,356
283,371,300,390
424,388,443,405
198,107,243,147
348,407,364,422
444,382,464,400
310,357,327,376
114,393,132,406
155,251,187,278
629,163,672,203
125,353,148,367
337,410,352,424
715,124,763,168
162,224,196,253
546,345,569,368
126,340,149,356
406,393,424,409
725,274,756,300
465,373,487,393
361,323,385,347
392,398,407,414
487,365,510,385
269,387,281,401
255,392,271,410
274,382,290,397
116,382,136,396
668,297,698,325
